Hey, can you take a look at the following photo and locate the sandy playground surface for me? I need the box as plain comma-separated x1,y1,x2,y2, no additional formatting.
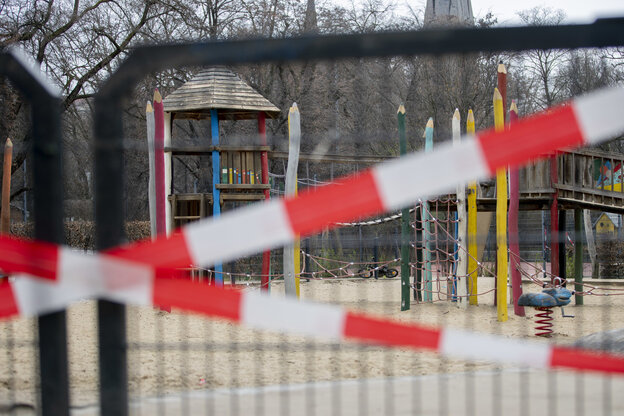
1,276,624,414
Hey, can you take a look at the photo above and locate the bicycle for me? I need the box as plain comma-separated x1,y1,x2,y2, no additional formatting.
357,262,398,279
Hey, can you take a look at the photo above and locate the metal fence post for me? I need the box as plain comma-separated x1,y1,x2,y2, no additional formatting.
0,49,70,416
94,89,129,415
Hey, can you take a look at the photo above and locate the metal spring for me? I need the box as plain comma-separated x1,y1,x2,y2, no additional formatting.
535,307,554,337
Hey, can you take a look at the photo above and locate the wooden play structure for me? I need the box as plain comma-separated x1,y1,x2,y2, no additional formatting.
146,65,624,312
157,67,280,287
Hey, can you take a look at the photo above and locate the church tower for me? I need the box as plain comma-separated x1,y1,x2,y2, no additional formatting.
424,0,474,26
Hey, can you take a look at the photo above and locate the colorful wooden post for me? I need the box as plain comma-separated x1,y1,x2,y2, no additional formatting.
1,138,12,234
508,101,525,316
211,109,223,286
494,63,507,307
466,110,478,305
452,109,468,306
163,111,173,235
259,113,271,292
497,63,508,124
284,103,301,298
153,90,167,236
494,88,508,322
421,118,434,302
145,102,157,239
398,105,410,311
574,208,584,305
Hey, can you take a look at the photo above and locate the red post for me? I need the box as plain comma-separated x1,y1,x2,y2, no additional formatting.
259,112,271,291
508,102,525,316
1,138,13,235
153,89,166,236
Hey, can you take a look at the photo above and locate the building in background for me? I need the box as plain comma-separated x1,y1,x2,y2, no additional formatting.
424,0,474,26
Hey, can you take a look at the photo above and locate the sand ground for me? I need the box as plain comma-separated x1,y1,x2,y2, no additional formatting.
1,277,623,414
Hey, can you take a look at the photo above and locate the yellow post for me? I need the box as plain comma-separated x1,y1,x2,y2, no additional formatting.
466,111,478,305
494,88,508,322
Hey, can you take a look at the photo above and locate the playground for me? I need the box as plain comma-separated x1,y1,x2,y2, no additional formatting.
2,9,624,416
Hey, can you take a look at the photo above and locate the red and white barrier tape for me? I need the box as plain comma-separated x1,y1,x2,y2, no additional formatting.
1,266,623,375
1,86,624,374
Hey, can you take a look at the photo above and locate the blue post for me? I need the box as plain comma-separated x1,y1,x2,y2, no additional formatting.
211,109,223,286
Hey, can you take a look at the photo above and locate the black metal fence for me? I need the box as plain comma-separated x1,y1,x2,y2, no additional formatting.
2,18,624,415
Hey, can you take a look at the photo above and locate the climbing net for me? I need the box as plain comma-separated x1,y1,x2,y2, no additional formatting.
186,195,624,300
409,198,624,302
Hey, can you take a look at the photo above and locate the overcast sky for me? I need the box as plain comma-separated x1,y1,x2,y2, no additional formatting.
470,0,624,25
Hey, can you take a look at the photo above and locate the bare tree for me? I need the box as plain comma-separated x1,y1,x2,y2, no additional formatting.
515,7,568,109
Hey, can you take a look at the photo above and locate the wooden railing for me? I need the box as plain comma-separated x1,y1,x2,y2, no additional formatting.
515,148,624,211
555,148,624,209
166,145,270,227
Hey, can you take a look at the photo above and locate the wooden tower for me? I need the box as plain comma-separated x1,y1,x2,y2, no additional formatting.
162,67,280,229
162,67,280,287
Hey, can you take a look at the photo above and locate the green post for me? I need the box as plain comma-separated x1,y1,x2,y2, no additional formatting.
398,105,410,311
574,208,584,305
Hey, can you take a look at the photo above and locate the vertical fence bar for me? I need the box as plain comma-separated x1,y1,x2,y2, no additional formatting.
0,50,71,416
94,94,129,416
34,96,70,416
32,75,70,416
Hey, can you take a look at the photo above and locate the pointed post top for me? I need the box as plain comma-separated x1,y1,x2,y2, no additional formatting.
153,89,162,103
453,108,461,120
290,102,299,112
510,100,518,115
467,109,475,123
498,62,507,75
493,87,502,101
146,101,153,113
466,109,475,135
397,104,406,115
423,117,434,138
4,138,12,148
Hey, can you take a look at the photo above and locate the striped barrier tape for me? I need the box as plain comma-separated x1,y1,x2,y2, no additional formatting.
1,259,623,375
0,86,624,374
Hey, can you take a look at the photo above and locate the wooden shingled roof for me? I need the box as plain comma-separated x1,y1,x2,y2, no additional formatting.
163,67,280,120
